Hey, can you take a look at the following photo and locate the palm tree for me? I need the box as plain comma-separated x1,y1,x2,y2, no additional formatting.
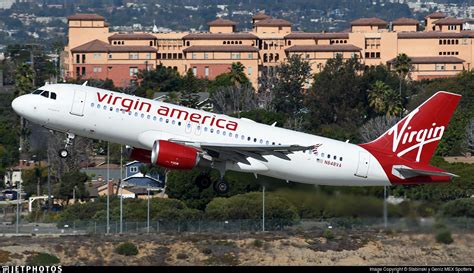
368,80,402,117
368,81,390,114
393,53,412,101
229,62,249,87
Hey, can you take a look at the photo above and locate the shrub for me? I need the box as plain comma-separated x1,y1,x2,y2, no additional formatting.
323,229,334,240
435,229,453,244
252,239,263,248
26,253,60,266
176,253,188,260
114,242,138,256
439,198,474,218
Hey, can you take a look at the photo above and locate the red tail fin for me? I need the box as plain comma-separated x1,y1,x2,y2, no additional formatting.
361,91,461,164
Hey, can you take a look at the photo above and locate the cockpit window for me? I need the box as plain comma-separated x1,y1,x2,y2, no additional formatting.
41,91,49,98
50,92,57,100
32,89,43,95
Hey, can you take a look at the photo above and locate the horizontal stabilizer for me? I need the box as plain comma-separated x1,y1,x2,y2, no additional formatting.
392,165,458,180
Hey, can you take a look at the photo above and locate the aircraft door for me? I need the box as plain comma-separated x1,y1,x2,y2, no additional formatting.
70,89,87,116
355,151,370,178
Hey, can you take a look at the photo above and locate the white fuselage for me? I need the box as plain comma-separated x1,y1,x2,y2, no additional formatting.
12,84,390,186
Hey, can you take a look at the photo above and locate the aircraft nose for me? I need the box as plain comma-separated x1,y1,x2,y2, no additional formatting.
11,96,23,114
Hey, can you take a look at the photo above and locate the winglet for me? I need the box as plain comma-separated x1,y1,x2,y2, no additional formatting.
82,81,88,86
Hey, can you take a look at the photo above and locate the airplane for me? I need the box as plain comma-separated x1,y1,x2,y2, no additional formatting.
11,84,461,194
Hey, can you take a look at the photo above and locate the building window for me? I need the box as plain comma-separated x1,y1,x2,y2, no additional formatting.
248,53,253,59
157,53,161,59
129,67,138,76
178,53,183,59
129,52,139,60
130,166,138,173
76,54,80,64
204,53,209,59
173,53,177,59
231,53,241,59
248,66,252,76
81,67,86,76
435,64,445,71
192,66,197,76
93,67,102,73
93,53,101,60
82,54,86,63
205,66,209,77
145,53,151,59
192,53,197,59
108,53,113,59
108,66,112,71
76,67,80,77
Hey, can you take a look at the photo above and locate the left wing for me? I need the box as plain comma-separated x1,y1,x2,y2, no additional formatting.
172,140,312,165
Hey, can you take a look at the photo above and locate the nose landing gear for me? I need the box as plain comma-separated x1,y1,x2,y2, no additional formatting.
58,133,75,158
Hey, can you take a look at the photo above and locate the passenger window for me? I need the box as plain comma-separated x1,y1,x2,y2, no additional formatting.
340,157,343,161
327,154,331,159
141,113,145,118
91,103,95,107
321,153,325,157
223,131,226,136
50,93,57,100
41,91,49,98
333,156,337,160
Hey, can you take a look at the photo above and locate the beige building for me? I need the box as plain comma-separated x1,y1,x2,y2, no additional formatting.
63,12,474,89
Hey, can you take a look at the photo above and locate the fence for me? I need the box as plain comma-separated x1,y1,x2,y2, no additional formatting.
1,217,474,235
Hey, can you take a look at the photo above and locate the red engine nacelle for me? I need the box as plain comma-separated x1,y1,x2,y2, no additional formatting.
151,140,199,170
129,147,152,163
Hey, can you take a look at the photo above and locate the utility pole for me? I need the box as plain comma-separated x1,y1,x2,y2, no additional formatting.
147,188,150,234
106,141,110,234
384,186,388,228
47,150,52,210
16,170,22,234
262,185,265,232
120,144,123,234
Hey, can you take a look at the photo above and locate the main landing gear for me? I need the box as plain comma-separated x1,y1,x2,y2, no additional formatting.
194,171,229,195
58,133,75,158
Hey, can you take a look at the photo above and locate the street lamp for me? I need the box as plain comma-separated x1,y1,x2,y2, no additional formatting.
72,185,78,204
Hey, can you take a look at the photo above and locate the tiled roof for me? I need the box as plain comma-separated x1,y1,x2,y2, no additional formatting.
71,39,156,53
109,33,156,40
183,33,258,40
207,18,237,26
425,12,446,19
254,18,292,27
351,17,388,26
433,17,464,25
392,17,420,26
183,45,258,52
285,32,349,39
67,14,105,21
71,39,109,52
387,56,464,64
397,31,474,39
252,13,271,20
285,44,361,52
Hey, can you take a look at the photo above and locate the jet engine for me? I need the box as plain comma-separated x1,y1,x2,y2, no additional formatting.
151,140,200,170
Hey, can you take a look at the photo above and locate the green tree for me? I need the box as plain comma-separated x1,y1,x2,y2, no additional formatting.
179,69,201,108
272,54,311,117
135,64,182,98
56,171,89,204
392,53,412,100
368,80,402,117
307,55,366,140
229,62,250,87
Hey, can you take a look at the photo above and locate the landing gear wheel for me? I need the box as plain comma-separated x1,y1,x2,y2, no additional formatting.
195,174,212,190
58,149,69,158
213,179,229,195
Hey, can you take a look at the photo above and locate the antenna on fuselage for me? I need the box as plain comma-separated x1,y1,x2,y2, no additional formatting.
82,81,88,86
271,122,277,127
